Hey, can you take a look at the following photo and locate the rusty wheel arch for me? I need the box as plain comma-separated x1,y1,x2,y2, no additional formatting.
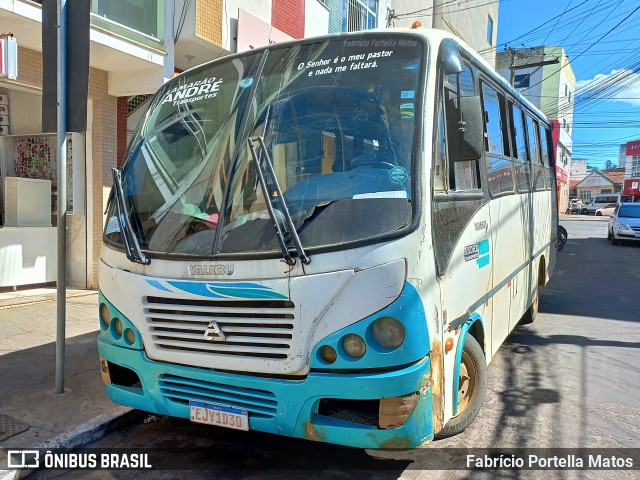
467,319,485,353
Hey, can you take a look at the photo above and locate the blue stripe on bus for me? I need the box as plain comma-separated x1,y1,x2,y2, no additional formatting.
152,280,288,300
452,314,483,416
146,279,173,292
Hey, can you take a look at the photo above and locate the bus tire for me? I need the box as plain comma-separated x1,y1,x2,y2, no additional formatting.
519,286,538,324
435,335,487,439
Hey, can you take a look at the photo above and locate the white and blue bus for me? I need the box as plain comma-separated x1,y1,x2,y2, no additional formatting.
98,27,557,448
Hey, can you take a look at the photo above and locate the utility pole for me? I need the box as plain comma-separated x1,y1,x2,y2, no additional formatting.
507,48,560,86
55,0,67,394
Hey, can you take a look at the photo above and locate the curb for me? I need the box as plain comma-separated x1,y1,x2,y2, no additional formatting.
0,409,139,480
559,215,609,222
0,292,97,311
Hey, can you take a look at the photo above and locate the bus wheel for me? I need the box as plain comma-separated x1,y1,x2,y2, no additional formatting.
520,287,539,324
436,336,487,439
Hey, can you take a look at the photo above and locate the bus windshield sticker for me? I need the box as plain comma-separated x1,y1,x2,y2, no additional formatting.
400,102,414,119
464,243,479,262
161,76,224,107
239,77,253,88
389,166,409,184
353,191,408,200
401,90,415,99
105,216,120,234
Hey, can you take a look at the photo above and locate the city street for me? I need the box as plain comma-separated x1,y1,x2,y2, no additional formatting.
29,218,640,479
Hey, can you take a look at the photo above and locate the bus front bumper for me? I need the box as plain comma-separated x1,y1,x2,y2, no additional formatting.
98,338,434,449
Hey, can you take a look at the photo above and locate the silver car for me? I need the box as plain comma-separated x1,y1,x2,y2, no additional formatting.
608,203,640,245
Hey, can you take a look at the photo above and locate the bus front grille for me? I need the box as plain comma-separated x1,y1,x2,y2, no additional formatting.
143,296,295,361
158,373,278,418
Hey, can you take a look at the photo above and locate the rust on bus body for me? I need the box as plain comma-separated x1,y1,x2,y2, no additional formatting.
430,339,444,434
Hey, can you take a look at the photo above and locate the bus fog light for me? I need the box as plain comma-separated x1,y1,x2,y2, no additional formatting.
379,392,419,429
372,317,405,349
124,328,136,346
319,345,337,363
342,334,366,358
111,318,123,340
99,303,111,330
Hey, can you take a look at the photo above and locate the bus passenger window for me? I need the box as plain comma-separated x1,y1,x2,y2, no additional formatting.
539,124,553,190
526,115,545,191
482,82,514,196
510,103,530,192
481,83,504,155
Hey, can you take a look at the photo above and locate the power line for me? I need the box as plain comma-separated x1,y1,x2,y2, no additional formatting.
526,4,639,91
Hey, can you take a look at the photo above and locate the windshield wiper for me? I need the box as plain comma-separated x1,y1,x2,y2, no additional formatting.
108,168,151,265
246,139,295,266
248,136,311,266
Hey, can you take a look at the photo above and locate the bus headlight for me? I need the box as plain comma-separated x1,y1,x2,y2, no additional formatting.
372,317,405,349
342,334,366,358
319,345,337,364
99,303,111,330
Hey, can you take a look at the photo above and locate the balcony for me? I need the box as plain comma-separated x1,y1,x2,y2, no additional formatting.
0,0,169,95
90,0,165,50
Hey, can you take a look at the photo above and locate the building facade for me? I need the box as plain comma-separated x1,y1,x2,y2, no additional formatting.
0,0,173,290
575,168,625,202
496,46,575,213
621,139,640,201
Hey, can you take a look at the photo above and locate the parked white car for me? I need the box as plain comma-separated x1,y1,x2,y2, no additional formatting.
595,203,618,216
608,203,640,245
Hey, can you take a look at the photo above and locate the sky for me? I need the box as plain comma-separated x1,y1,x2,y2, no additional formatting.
495,0,640,169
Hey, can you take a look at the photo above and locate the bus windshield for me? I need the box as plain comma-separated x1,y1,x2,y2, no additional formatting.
104,36,424,258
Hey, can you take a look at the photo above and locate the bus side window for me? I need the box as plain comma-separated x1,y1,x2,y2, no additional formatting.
510,103,530,192
539,124,553,190
434,102,448,191
481,82,514,196
444,66,481,191
526,115,545,191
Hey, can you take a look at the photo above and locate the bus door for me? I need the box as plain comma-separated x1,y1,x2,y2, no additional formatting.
433,62,493,411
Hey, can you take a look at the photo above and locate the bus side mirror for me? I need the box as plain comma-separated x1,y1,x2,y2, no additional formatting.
441,39,464,75
450,95,483,162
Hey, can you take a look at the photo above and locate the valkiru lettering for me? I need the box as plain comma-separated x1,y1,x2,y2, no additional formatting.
189,264,235,276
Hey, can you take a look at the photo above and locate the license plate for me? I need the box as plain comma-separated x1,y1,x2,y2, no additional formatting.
189,400,249,431
635,233,640,238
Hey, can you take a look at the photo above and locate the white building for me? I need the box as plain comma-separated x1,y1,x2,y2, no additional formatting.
386,0,499,66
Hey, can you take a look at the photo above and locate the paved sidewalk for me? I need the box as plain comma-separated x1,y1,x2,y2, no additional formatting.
0,291,131,477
